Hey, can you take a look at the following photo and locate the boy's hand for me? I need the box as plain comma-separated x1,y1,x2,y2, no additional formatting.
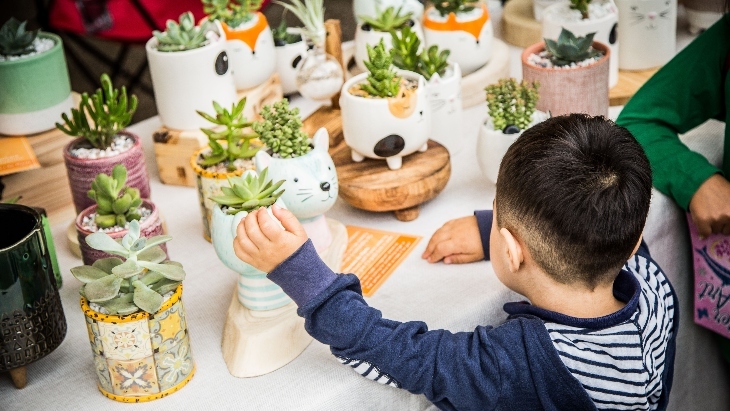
689,174,730,237
422,216,483,264
233,205,308,273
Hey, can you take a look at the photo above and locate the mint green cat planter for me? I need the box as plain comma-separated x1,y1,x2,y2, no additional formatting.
0,32,73,135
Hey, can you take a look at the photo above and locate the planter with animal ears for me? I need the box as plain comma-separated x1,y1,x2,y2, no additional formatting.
683,0,725,34
354,20,424,73
424,63,463,154
422,3,494,75
275,39,307,95
340,71,431,171
216,13,276,91
615,0,676,70
353,0,425,22
255,128,338,252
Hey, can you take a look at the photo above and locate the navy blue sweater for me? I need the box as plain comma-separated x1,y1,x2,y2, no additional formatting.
268,211,678,410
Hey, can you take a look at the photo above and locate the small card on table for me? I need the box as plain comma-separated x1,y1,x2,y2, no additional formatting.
0,137,40,176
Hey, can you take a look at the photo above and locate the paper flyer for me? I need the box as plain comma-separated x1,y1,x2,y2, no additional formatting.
0,137,40,176
342,226,421,297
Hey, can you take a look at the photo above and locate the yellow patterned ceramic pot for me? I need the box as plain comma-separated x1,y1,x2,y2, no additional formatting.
81,285,195,402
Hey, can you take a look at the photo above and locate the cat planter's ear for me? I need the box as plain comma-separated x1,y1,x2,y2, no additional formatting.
418,74,427,90
430,72,441,84
312,127,330,152
254,150,272,172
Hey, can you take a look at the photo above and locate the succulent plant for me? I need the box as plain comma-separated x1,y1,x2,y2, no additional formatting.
253,99,312,158
211,168,285,214
197,98,261,171
417,45,450,80
153,12,212,52
360,6,413,32
275,0,326,46
433,0,477,17
544,28,600,67
390,27,450,80
485,78,540,132
203,0,263,28
0,18,38,56
570,0,591,19
88,164,143,229
56,73,138,149
71,220,185,315
361,39,402,98
272,19,302,46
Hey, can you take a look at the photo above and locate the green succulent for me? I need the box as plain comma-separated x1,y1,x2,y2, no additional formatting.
389,26,420,73
417,45,450,80
360,6,413,32
544,28,600,67
253,99,312,159
88,165,143,229
272,19,302,45
433,0,477,16
153,12,211,52
71,220,185,315
570,0,591,19
203,0,263,27
361,39,402,98
0,18,38,56
211,168,285,214
485,78,540,132
56,73,138,149
197,98,261,171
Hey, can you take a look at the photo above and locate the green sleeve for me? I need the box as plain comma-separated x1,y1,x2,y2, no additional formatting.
616,16,730,210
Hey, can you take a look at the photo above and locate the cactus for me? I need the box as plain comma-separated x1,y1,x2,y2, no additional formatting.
272,19,302,45
570,0,591,19
253,99,312,158
0,18,38,56
197,98,261,171
203,0,263,28
88,165,143,229
360,6,413,32
211,168,285,214
275,0,326,46
361,39,402,98
485,78,540,132
543,28,600,67
153,12,212,52
56,73,138,149
433,0,477,16
71,220,185,315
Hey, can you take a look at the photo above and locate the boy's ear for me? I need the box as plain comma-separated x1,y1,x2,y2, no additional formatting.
500,228,524,272
631,234,643,256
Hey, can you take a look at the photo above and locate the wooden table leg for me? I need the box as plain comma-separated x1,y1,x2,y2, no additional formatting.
9,366,27,388
394,206,420,222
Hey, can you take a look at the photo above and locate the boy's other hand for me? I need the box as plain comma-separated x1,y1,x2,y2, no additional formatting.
422,216,483,264
689,174,730,237
233,205,308,273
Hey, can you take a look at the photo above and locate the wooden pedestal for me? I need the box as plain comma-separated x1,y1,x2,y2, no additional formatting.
502,0,543,48
333,140,451,221
609,69,658,106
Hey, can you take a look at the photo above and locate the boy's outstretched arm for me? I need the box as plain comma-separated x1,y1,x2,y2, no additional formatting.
422,210,493,264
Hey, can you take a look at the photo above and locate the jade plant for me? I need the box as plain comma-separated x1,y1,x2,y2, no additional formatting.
360,6,413,32
211,168,285,214
153,12,212,52
56,73,138,149
0,18,38,56
88,164,143,229
360,39,402,98
544,29,600,67
485,78,540,132
203,0,263,28
272,19,302,45
390,27,450,80
71,220,185,315
197,98,261,171
433,0,477,16
275,0,326,46
253,99,312,158
570,0,591,19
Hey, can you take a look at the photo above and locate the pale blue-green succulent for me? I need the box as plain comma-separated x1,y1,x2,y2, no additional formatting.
211,168,285,214
71,220,185,315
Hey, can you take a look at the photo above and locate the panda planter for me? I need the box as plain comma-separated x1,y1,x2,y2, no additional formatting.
422,3,494,75
275,40,307,95
425,63,463,154
340,72,431,171
533,0,564,21
217,13,276,91
353,0,424,22
146,35,237,131
354,21,424,72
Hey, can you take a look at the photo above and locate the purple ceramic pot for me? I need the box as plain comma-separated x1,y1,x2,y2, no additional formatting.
63,131,151,214
75,200,166,265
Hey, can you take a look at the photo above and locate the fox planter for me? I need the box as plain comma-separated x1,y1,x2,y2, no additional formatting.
217,14,276,90
340,72,431,170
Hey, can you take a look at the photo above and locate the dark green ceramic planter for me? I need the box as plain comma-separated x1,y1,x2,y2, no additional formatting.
0,204,67,374
35,207,62,288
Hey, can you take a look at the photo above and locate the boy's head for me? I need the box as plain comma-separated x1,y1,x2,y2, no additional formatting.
493,114,652,289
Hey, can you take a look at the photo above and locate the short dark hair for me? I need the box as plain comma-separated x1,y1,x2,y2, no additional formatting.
495,114,652,288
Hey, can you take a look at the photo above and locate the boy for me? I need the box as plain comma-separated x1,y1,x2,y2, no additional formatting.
233,114,678,410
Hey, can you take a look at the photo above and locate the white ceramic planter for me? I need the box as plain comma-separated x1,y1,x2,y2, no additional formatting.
146,36,237,131
533,0,566,21
684,0,725,34
615,0,676,70
353,0,425,22
217,13,276,90
354,22,424,72
340,72,431,170
542,0,619,87
422,3,494,75
477,111,549,184
275,40,307,95
425,63,463,154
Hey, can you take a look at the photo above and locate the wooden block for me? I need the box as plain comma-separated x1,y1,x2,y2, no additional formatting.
333,140,451,221
302,106,344,148
501,0,544,48
324,19,345,109
609,68,658,106
238,73,284,121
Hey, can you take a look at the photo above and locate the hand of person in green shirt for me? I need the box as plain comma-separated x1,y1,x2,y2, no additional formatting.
689,174,730,237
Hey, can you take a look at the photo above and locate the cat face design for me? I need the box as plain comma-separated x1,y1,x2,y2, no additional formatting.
255,128,338,220
428,64,462,115
628,0,672,30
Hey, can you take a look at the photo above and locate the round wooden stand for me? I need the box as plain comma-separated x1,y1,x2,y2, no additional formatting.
333,140,451,222
502,0,543,48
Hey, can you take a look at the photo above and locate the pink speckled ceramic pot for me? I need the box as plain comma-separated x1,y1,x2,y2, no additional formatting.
63,131,151,214
75,200,165,265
